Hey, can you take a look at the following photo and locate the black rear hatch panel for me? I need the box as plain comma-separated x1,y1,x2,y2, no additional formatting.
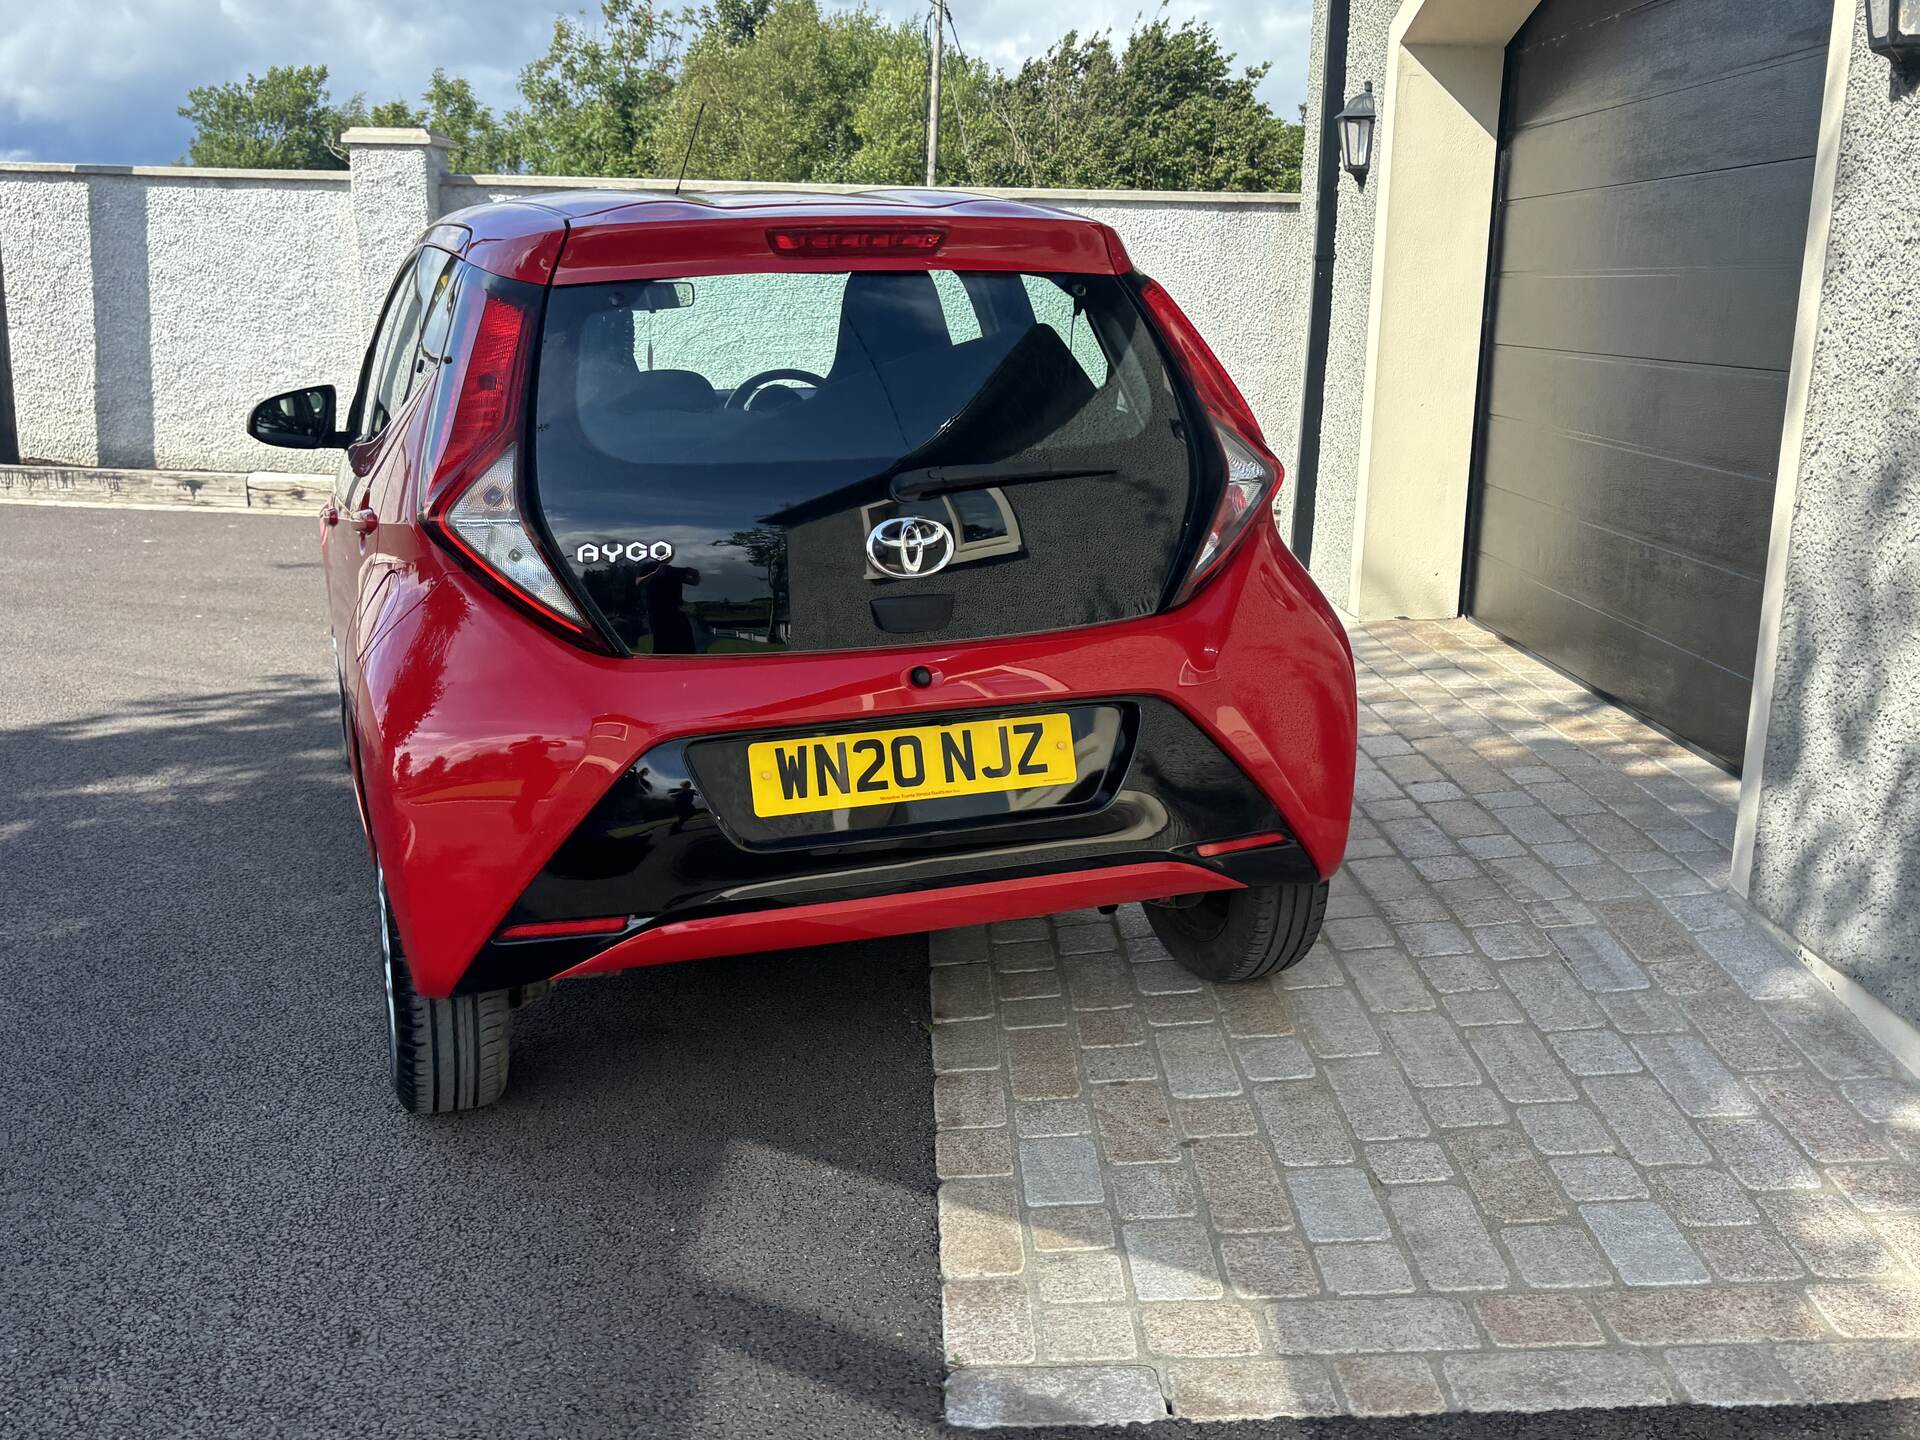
527,268,1209,656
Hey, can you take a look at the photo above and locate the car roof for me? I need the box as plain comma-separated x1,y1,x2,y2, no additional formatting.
455,186,1081,229
432,188,1130,284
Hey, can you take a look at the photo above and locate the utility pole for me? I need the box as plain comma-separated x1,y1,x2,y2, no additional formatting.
924,0,945,186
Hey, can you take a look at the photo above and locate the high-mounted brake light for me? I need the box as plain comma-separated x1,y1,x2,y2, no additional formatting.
421,272,587,635
767,227,946,257
1138,276,1286,606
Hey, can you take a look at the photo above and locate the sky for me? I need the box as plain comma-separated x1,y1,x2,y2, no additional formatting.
0,0,1312,167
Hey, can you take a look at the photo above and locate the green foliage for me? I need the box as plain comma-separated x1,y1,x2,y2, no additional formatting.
422,71,521,173
959,20,1302,192
503,0,684,177
177,65,361,169
367,99,423,128
652,0,896,184
178,4,1302,192
712,0,774,43
846,18,999,185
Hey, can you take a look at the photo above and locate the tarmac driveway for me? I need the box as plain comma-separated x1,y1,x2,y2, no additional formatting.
0,506,942,1439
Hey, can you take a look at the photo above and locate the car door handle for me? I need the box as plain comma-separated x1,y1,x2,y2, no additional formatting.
348,507,379,535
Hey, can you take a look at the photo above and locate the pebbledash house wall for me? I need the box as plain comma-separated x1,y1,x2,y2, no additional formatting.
0,131,1306,479
1740,6,1920,1022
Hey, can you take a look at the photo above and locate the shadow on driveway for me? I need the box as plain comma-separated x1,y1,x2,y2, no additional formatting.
0,675,945,1439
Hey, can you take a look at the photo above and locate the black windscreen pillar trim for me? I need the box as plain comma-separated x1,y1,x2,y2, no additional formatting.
1288,0,1350,570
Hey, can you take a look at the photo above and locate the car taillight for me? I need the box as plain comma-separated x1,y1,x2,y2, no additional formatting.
436,292,524,486
1138,277,1286,606
421,273,586,634
1170,417,1280,606
439,448,584,629
767,227,946,256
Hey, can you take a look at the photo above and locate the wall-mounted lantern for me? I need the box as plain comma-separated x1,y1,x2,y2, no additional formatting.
1867,0,1920,87
1336,82,1377,188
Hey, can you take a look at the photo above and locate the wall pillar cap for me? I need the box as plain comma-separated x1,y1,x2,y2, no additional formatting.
340,127,452,151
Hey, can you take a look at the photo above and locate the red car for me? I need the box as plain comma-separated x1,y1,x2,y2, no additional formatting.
248,190,1357,1113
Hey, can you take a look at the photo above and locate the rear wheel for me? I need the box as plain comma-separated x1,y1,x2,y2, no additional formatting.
380,871,512,1114
1146,881,1329,984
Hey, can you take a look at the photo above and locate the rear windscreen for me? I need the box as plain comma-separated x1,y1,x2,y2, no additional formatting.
530,268,1200,655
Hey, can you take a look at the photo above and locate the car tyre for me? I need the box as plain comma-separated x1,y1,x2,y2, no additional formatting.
1146,881,1329,984
380,870,511,1113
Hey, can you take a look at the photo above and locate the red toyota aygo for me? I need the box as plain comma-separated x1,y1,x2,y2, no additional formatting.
248,189,1357,1113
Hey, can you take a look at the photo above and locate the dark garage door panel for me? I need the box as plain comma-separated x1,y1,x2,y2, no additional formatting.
1504,51,1827,200
1472,555,1759,764
1500,162,1817,276
1475,487,1764,677
1465,0,1828,769
1479,417,1775,576
1483,347,1791,481
1504,0,1830,132
1491,268,1804,371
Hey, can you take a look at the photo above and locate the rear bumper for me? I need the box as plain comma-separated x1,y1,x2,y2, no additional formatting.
355,523,1356,999
453,690,1321,992
557,863,1244,979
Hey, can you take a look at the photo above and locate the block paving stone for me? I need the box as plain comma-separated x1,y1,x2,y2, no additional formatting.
935,620,1920,1425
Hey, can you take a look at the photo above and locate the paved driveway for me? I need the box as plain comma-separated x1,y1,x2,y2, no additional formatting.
2,505,1916,1440
934,620,1920,1425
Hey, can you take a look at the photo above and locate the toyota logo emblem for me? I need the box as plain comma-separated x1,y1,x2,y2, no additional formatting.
866,516,955,579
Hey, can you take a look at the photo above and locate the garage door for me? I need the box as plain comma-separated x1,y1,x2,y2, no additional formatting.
1464,0,1830,768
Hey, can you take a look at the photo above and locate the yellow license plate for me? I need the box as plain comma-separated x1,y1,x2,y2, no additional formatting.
747,712,1078,817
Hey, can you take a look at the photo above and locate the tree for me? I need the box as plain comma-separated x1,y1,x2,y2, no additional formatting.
503,0,683,177
652,0,888,185
176,5,1303,192
713,0,773,43
367,98,423,128
178,65,362,169
845,17,1000,186
323,74,520,172
961,20,1303,193
423,70,520,172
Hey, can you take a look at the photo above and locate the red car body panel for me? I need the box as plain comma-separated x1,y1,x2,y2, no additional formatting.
323,191,1358,1000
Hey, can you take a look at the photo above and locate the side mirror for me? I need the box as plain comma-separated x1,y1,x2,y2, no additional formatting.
248,385,343,450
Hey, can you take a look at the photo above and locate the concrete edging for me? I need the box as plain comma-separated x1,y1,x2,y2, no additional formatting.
0,465,329,513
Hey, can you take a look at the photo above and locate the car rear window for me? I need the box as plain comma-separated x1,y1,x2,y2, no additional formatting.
530,267,1199,655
